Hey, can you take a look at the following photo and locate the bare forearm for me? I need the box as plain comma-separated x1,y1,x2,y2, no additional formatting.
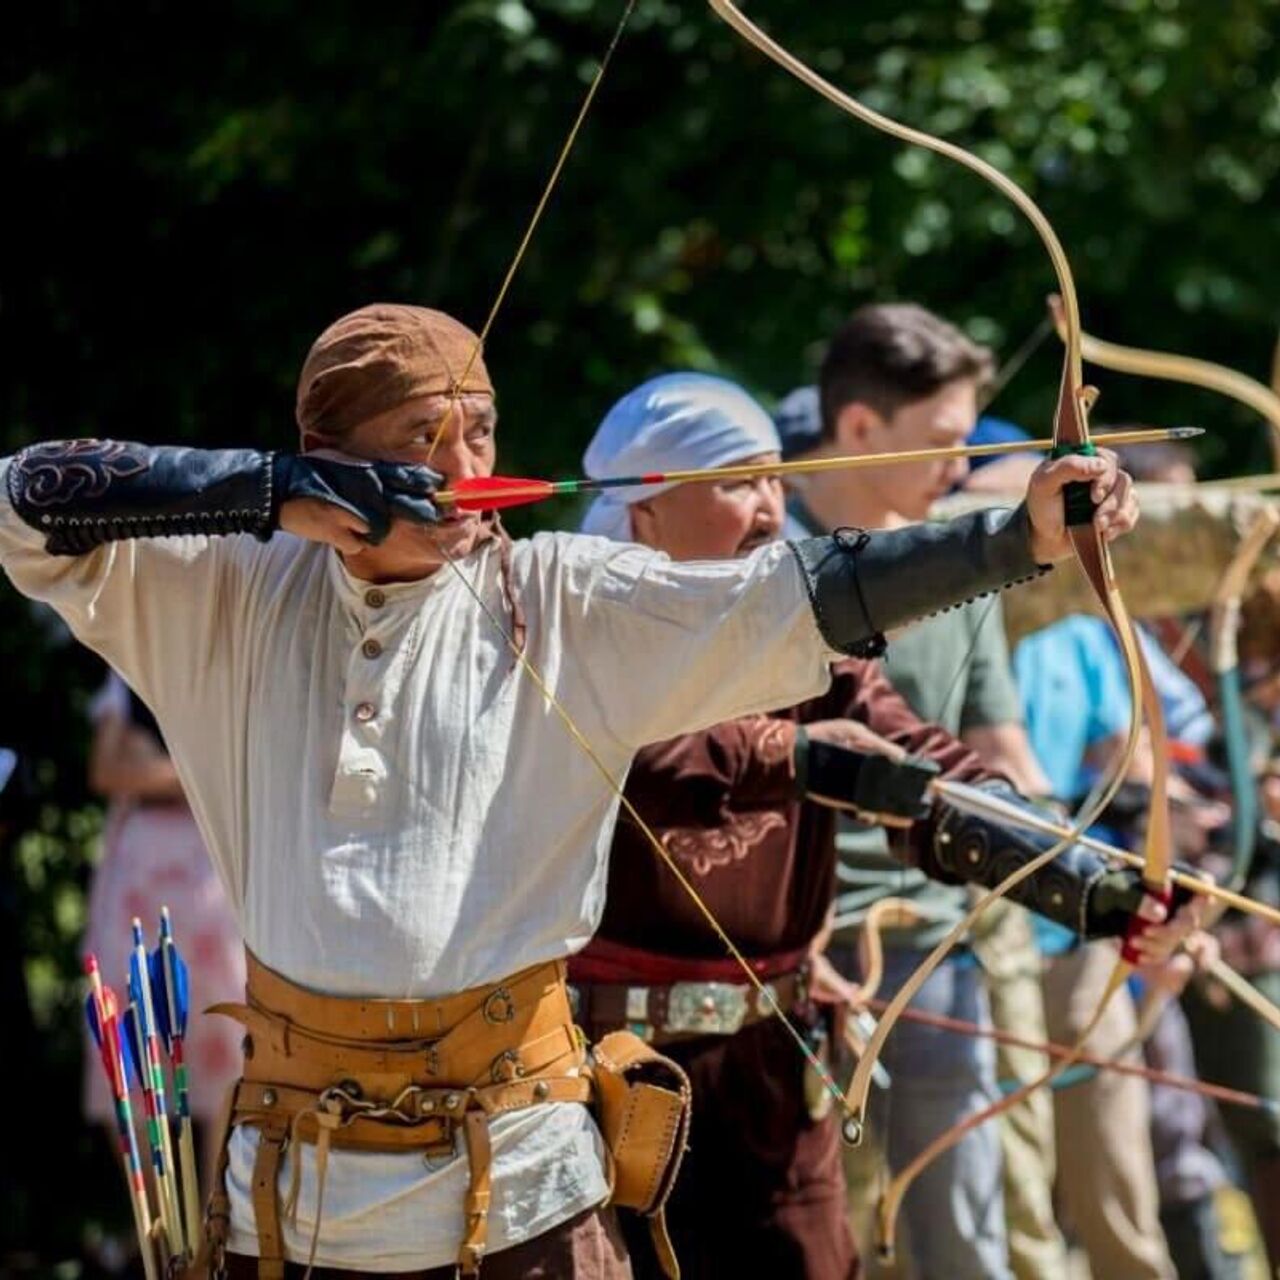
962,722,1052,796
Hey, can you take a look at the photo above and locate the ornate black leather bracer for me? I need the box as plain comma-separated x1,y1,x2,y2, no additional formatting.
7,441,274,554
787,506,1051,658
924,780,1178,938
7,440,442,555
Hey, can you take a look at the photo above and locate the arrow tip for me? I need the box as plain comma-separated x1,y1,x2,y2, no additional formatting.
1169,426,1204,439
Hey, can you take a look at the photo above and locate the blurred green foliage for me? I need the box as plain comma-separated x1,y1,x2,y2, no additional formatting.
1,0,1278,1265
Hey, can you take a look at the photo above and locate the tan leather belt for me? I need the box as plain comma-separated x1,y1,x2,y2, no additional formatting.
205,952,590,1278
572,965,808,1043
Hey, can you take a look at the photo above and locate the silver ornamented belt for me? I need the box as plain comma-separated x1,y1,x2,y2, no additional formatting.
569,966,809,1043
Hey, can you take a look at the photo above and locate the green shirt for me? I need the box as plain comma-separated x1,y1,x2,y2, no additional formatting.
786,501,1023,949
834,600,1022,949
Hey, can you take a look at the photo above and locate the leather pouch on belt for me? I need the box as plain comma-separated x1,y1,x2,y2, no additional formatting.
591,1030,691,1280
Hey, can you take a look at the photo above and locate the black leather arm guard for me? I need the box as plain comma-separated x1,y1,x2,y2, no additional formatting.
7,440,441,555
787,506,1049,658
794,729,941,821
926,780,1189,938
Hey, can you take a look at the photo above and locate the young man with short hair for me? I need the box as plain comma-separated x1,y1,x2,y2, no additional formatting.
784,302,1069,1279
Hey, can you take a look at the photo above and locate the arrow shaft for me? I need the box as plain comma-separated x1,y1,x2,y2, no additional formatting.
131,927,186,1258
932,779,1280,928
85,959,159,1280
865,997,1278,1114
437,426,1201,508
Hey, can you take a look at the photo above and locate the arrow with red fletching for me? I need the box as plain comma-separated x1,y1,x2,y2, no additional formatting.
436,426,1200,512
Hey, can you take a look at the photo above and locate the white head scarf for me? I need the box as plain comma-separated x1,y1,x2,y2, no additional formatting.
580,373,782,541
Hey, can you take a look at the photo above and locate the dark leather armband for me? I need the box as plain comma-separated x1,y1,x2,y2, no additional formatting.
7,441,442,555
787,506,1050,657
927,780,1184,939
796,730,939,821
7,440,274,554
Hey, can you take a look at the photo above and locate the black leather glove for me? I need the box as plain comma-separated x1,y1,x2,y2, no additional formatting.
271,454,442,546
1086,867,1195,938
796,730,940,821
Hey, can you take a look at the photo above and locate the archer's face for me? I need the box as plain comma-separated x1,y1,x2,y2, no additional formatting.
839,377,978,521
307,392,498,578
628,452,785,561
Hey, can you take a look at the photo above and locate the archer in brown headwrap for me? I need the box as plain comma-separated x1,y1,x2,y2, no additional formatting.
296,302,526,648
296,303,494,442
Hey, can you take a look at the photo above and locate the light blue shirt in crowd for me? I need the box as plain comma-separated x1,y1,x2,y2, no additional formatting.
1013,614,1212,954
1014,614,1211,802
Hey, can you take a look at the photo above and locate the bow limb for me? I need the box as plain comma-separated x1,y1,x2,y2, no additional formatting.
850,898,936,1007
1203,953,1280,1036
872,972,1125,1262
867,478,1167,1249
704,0,1153,1146
1047,295,1280,472
865,996,1280,1114
1209,508,1278,903
833,899,934,1072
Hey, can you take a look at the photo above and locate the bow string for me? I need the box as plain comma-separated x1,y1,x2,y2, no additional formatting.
1047,296,1280,472
415,0,852,1116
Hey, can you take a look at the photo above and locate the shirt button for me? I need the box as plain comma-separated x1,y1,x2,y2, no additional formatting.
361,639,383,660
354,702,377,723
365,588,387,609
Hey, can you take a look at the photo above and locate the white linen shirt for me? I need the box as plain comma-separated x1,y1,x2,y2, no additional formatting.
0,466,835,1269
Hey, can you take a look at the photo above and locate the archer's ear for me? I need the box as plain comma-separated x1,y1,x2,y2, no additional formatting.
833,402,879,450
301,430,335,454
628,499,658,547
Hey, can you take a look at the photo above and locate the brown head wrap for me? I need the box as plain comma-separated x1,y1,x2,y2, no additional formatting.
296,303,493,439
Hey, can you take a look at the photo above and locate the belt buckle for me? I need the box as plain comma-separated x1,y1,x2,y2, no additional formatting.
483,985,516,1025
665,981,748,1035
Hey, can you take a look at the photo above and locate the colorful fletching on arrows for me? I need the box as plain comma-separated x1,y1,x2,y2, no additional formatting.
149,907,190,1050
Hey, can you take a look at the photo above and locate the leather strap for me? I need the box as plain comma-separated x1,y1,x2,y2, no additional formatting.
199,1082,238,1275
249,1119,289,1280
649,1212,680,1280
231,1075,593,1147
211,954,592,1278
459,1110,493,1275
236,950,565,1043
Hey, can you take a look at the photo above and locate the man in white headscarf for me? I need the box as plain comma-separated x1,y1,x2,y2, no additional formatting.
569,372,1202,1280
